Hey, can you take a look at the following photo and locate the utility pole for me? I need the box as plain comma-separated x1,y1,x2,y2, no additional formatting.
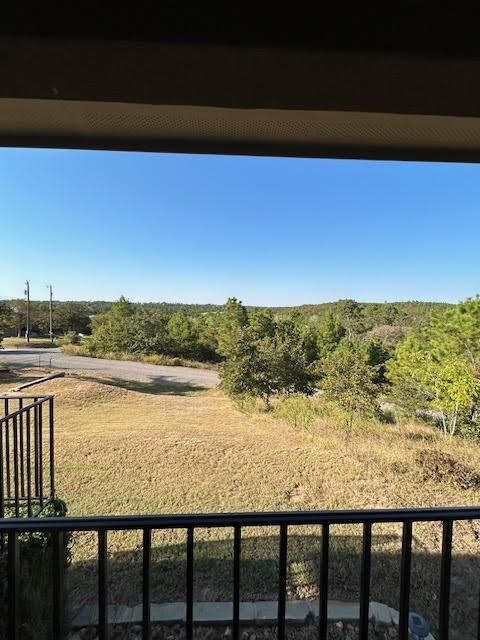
24,280,30,343
47,284,53,343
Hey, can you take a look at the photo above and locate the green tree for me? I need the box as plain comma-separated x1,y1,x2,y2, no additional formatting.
7,299,27,337
219,303,314,406
387,296,480,436
53,302,91,335
315,312,345,358
365,339,391,384
0,302,13,344
168,310,199,358
337,299,365,341
217,298,248,357
321,340,379,429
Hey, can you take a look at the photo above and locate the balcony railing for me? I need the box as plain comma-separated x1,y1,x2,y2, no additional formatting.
2,505,480,640
0,394,55,518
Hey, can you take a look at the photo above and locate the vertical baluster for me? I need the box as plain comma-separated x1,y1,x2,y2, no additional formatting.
398,521,412,640
319,523,330,640
186,527,194,640
0,416,4,521
6,413,11,500
439,520,453,640
98,529,108,640
477,570,480,640
53,530,65,640
38,401,44,507
233,525,241,640
19,398,25,497
34,401,39,499
26,408,32,517
13,415,19,516
277,524,288,640
143,528,151,640
8,530,19,640
359,522,372,640
49,397,55,499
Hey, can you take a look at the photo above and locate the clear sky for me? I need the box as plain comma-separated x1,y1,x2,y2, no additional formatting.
1,148,479,306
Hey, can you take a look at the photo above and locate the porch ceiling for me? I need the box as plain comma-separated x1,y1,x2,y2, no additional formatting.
2,27,480,160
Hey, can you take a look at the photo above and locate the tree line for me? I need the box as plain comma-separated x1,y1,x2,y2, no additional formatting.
74,294,480,439
0,297,452,342
2,293,478,439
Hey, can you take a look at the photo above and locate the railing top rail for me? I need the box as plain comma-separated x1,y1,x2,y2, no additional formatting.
0,396,52,423
0,394,53,400
1,505,480,532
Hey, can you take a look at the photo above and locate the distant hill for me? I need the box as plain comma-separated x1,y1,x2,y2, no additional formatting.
1,298,454,324
270,300,453,326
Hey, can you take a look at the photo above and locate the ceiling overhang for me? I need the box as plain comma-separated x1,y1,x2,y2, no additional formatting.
2,37,480,160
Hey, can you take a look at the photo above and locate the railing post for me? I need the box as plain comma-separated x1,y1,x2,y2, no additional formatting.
439,520,453,640
143,527,151,640
277,524,288,640
53,530,65,640
8,530,20,640
359,522,372,640
319,523,330,640
186,527,194,640
398,521,413,640
98,529,108,640
233,525,241,640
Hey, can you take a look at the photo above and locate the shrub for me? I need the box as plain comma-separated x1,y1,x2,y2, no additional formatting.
0,499,71,640
320,340,380,430
274,395,318,432
57,331,81,346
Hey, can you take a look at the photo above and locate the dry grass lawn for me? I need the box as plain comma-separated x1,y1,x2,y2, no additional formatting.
1,370,480,638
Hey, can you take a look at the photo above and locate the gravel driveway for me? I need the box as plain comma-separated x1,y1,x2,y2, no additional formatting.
0,348,219,389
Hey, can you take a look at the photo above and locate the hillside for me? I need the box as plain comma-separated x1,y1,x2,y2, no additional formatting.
0,369,477,639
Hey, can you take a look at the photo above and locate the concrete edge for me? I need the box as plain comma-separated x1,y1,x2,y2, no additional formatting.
70,600,434,638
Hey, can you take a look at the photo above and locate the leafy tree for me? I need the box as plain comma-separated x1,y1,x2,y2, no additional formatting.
168,310,199,359
219,302,314,406
216,298,248,357
88,297,146,353
321,340,379,429
52,301,91,335
0,302,13,344
365,339,391,384
315,312,345,358
387,296,480,436
337,299,365,341
259,316,314,400
7,299,27,337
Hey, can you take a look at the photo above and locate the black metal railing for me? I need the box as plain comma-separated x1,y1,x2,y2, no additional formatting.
0,394,55,518
1,505,480,640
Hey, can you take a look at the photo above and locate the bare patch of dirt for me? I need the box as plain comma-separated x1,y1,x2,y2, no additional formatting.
416,450,480,490
287,485,309,504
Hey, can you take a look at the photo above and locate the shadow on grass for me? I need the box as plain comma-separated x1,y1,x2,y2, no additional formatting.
0,370,44,388
73,373,208,396
56,531,480,639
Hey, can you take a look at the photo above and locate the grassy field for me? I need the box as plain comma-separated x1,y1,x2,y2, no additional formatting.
2,336,57,348
60,344,218,369
1,370,480,638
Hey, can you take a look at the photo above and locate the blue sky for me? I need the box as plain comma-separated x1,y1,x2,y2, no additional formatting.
1,148,479,306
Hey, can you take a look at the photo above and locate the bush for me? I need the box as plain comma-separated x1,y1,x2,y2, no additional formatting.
0,499,71,640
274,395,318,432
57,331,81,346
